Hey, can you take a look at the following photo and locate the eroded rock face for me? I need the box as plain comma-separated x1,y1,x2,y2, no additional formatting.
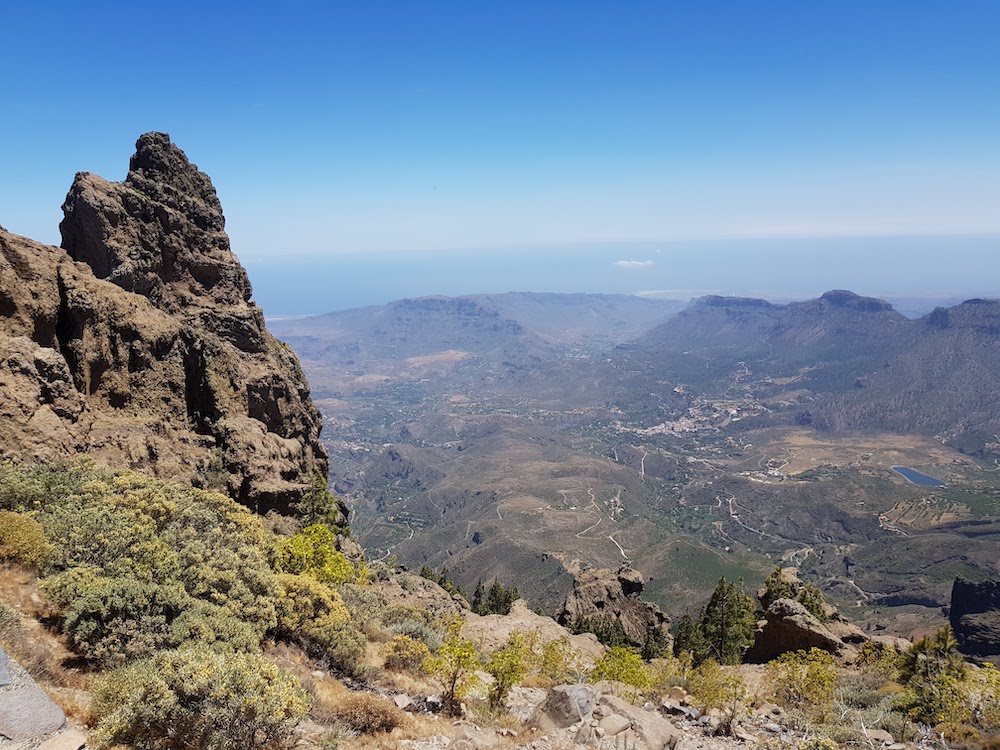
555,566,671,649
0,133,336,517
950,578,1000,659
745,598,850,663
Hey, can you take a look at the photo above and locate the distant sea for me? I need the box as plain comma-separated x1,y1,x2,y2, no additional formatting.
245,235,1000,317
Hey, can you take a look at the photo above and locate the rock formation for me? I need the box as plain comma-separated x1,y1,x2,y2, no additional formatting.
0,133,337,517
950,577,1000,659
555,566,671,649
747,568,872,663
745,598,853,663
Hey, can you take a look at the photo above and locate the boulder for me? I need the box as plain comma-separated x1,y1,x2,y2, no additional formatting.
745,598,848,663
0,685,67,741
525,685,595,732
596,693,678,750
36,729,88,750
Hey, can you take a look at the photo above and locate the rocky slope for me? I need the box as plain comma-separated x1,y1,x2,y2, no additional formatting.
0,133,333,515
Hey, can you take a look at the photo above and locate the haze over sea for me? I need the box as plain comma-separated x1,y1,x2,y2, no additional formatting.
248,234,1000,316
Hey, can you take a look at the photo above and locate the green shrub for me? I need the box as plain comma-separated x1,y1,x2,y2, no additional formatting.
589,646,652,701
90,646,308,750
0,511,52,568
275,573,350,635
307,620,368,678
423,616,481,715
273,524,358,585
41,569,189,668
382,634,430,672
766,648,837,722
897,626,968,726
688,658,751,733
485,632,528,711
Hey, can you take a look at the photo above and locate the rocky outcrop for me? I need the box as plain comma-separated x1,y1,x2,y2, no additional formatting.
950,577,1000,659
555,566,671,649
0,133,335,516
463,599,604,668
745,598,854,663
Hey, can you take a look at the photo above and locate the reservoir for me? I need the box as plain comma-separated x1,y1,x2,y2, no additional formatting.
892,466,945,487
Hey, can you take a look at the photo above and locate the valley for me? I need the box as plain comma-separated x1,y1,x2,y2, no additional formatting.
272,290,1000,636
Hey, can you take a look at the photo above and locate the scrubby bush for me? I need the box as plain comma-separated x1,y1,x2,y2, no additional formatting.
338,583,389,638
41,570,188,668
485,631,528,711
273,524,359,584
275,573,350,635
897,626,968,726
90,646,308,750
589,646,652,701
323,692,408,734
536,635,585,684
382,634,430,672
688,658,751,732
650,649,694,693
0,511,52,568
766,648,837,722
423,616,481,715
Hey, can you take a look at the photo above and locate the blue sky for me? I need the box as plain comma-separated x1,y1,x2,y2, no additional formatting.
2,1,999,311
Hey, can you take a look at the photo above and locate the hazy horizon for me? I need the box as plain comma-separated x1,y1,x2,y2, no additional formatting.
246,234,1000,316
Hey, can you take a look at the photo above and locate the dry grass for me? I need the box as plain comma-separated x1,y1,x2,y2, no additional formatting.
321,692,409,735
0,564,90,690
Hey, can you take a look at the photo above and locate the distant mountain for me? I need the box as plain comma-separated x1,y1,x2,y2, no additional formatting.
819,298,1000,453
616,290,1000,455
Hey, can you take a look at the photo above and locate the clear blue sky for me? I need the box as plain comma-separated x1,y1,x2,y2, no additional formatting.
2,1,999,311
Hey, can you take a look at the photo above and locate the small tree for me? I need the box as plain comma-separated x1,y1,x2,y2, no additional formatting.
423,616,481,715
698,577,757,665
485,631,528,711
293,472,344,530
688,658,751,734
589,646,652,701
766,647,837,722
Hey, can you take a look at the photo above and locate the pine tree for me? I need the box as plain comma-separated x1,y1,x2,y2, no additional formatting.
472,579,485,614
698,577,757,665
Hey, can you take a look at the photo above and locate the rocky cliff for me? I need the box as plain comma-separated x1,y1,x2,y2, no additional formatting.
950,577,1000,660
0,133,336,517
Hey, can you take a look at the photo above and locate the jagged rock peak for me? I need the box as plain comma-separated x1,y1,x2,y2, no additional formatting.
60,132,251,316
2,135,334,517
126,132,225,228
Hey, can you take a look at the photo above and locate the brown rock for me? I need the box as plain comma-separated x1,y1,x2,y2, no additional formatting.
745,598,847,663
525,685,595,732
556,566,672,649
463,600,603,668
0,134,336,516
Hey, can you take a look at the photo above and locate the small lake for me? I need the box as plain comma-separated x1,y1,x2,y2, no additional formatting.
892,466,945,487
